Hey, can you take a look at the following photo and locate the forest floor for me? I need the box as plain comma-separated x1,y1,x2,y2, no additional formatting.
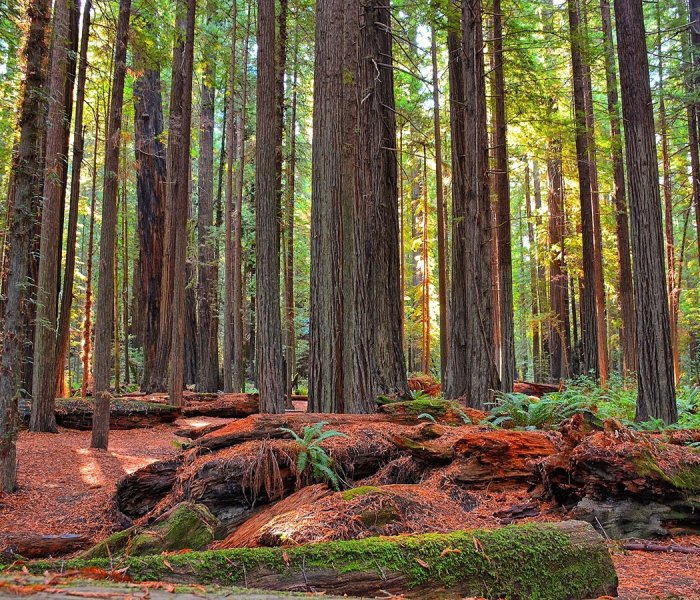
0,418,699,599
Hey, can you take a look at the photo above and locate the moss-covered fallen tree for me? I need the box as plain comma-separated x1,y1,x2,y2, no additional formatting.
26,521,617,600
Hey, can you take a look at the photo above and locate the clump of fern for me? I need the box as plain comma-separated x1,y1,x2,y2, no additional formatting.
486,392,590,430
279,422,349,490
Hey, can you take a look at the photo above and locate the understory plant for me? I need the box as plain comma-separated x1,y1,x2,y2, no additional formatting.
489,375,700,431
279,422,349,490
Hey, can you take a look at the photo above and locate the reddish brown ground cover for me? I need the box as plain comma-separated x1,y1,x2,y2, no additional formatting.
0,420,698,599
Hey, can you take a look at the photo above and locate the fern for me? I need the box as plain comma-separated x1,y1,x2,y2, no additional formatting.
279,422,349,490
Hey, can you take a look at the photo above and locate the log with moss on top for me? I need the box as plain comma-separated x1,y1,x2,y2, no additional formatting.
27,521,617,600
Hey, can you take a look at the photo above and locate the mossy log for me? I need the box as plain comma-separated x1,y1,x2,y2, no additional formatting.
29,522,618,600
81,503,217,559
18,398,180,430
378,398,488,426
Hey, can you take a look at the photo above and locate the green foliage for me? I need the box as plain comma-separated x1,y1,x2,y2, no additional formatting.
278,422,349,490
486,391,591,430
417,412,437,424
409,389,433,402
487,376,700,432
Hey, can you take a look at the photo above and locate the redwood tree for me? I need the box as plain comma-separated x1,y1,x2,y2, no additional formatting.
91,0,132,449
31,0,78,431
444,0,500,407
255,0,285,413
614,0,677,423
309,0,346,413
351,0,407,411
567,0,599,378
0,0,51,491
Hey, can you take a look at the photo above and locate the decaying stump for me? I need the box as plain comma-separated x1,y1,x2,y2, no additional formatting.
1,534,88,559
32,521,618,600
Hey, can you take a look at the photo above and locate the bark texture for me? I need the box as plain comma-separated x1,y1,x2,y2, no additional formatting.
309,0,346,413
0,0,51,491
133,65,167,391
614,0,677,423
567,0,599,378
91,0,132,449
444,1,499,407
255,0,285,413
351,0,408,412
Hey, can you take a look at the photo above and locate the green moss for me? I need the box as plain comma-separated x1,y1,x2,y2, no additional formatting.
382,398,451,417
635,453,700,494
341,486,382,501
81,503,217,559
24,522,617,600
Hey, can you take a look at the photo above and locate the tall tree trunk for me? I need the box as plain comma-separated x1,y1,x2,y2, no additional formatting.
233,4,252,393
0,0,51,491
82,109,100,398
567,0,599,378
690,0,700,273
255,0,285,413
284,33,298,407
309,0,346,413
421,145,431,374
492,0,515,391
121,150,130,386
91,0,132,449
524,159,541,379
351,0,408,411
656,17,680,386
600,0,636,378
31,0,78,430
444,0,500,406
430,26,448,382
223,0,239,392
167,0,197,407
134,64,167,391
55,0,92,397
614,0,677,423
547,139,568,380
196,0,220,392
341,0,358,406
579,2,608,384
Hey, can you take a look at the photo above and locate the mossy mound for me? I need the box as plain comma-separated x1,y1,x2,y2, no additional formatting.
378,398,487,425
81,502,217,559
28,521,617,600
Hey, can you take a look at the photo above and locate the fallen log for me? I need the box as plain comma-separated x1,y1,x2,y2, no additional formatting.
622,541,700,555
118,418,409,528
513,381,561,397
182,394,259,419
174,422,228,440
20,397,180,431
1,534,88,559
541,416,700,537
30,521,618,600
116,457,184,518
390,426,559,486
